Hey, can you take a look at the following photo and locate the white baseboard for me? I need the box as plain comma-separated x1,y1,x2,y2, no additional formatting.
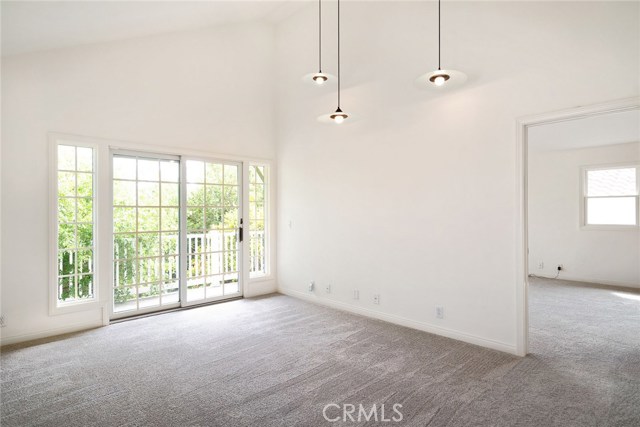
0,320,104,347
529,273,640,289
277,287,518,356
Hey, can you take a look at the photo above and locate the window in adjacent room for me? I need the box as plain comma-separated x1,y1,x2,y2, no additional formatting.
55,143,97,305
583,165,639,227
249,164,269,277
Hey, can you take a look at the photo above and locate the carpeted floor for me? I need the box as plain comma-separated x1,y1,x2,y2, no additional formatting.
1,278,639,426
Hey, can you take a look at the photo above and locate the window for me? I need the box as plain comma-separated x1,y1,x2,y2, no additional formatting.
583,165,639,227
55,143,96,305
249,164,268,277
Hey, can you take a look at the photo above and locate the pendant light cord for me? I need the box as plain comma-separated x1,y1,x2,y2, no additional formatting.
318,0,322,72
438,0,441,70
337,0,341,109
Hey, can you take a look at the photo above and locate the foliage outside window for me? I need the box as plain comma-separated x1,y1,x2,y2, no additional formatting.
249,165,268,277
56,144,96,304
584,166,639,227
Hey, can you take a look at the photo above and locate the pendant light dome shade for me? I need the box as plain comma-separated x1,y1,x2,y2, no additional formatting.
330,108,348,124
312,72,329,84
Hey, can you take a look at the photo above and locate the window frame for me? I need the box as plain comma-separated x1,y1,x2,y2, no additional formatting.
580,163,640,230
49,136,101,315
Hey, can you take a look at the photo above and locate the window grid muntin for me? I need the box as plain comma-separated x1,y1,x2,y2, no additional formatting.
56,144,96,304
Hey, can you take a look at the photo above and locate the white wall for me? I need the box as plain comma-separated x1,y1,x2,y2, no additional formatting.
275,1,639,353
1,22,277,344
528,142,640,288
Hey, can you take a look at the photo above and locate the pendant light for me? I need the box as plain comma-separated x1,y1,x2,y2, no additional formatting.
415,0,467,90
304,0,333,85
312,0,328,84
329,0,348,123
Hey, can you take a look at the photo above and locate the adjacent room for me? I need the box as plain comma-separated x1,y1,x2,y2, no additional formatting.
1,1,639,426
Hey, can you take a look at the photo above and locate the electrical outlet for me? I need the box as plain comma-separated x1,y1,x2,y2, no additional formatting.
538,261,544,270
309,281,315,292
325,284,331,293
373,294,380,305
353,290,359,300
0,315,6,328
436,307,444,319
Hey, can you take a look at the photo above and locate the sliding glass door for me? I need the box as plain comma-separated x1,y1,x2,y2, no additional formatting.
111,152,242,318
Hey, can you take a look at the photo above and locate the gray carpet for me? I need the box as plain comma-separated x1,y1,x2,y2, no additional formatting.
2,278,639,426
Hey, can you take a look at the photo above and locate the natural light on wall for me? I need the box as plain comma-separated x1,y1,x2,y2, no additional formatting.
249,165,268,277
585,166,639,226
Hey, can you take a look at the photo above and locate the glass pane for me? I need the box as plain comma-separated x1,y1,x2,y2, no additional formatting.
138,208,159,232
162,281,180,305
113,286,137,312
161,183,179,206
224,272,239,295
161,233,179,256
113,207,136,233
58,250,75,276
206,208,224,230
587,197,637,225
160,161,179,183
77,147,93,172
206,185,223,206
187,184,205,206
138,159,159,181
114,259,136,286
114,233,136,260
139,284,161,309
224,250,238,273
162,255,179,281
58,172,76,196
224,232,238,252
187,207,204,231
223,208,238,230
137,233,160,258
58,223,75,250
187,277,205,301
206,230,224,252
223,186,238,206
187,235,205,254
161,208,179,231
207,252,223,275
77,274,94,298
255,166,265,184
77,223,93,248
587,168,636,196
186,160,205,183
58,145,75,170
139,258,160,283
77,249,93,274
206,163,223,184
206,275,224,298
58,276,76,301
138,182,159,206
187,254,204,277
113,180,136,206
58,198,75,223
77,198,93,223
113,157,136,180
224,164,238,185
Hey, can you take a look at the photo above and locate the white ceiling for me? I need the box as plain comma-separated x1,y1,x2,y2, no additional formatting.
528,109,640,152
1,0,308,56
